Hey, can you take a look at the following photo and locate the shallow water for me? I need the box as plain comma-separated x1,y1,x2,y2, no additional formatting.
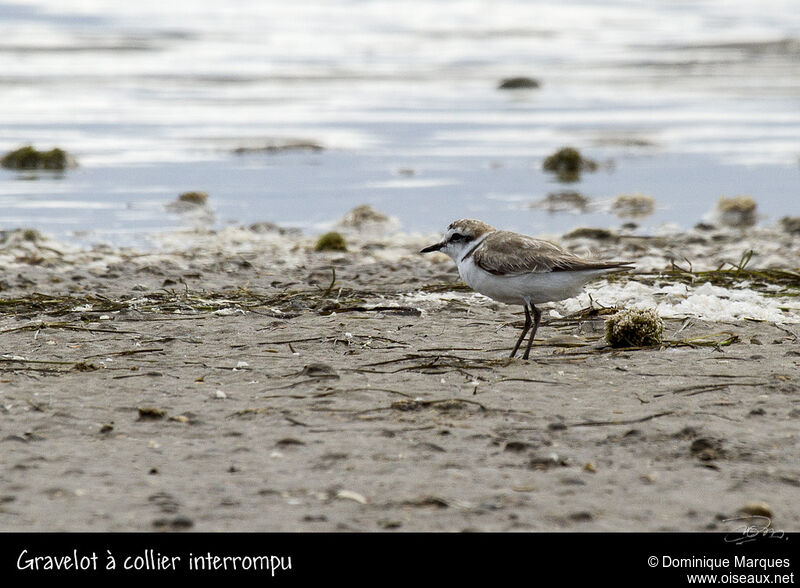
1,0,798,246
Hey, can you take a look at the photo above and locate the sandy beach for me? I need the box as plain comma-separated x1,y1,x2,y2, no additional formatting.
0,217,798,532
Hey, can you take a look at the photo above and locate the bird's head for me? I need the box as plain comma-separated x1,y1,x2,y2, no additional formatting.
420,219,496,260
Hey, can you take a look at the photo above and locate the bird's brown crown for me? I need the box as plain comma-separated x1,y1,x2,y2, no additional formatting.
447,219,496,239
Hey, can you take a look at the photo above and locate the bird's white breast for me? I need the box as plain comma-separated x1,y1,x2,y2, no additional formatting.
457,256,610,305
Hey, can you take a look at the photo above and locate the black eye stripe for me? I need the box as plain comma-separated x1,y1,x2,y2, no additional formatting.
449,233,464,242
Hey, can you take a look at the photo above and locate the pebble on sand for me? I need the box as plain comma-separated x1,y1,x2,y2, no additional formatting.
737,502,772,518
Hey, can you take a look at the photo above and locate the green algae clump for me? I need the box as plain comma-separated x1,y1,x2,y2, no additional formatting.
177,191,209,206
498,77,540,90
612,193,656,218
716,196,757,228
314,231,347,252
780,216,800,234
605,308,664,348
542,147,598,183
1,146,75,171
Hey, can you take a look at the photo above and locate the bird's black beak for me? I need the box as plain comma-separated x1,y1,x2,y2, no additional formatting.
420,241,444,254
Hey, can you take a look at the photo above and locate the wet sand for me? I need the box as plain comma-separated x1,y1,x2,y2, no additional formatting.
0,221,798,532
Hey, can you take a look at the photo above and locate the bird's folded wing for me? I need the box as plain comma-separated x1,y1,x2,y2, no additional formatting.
472,231,632,276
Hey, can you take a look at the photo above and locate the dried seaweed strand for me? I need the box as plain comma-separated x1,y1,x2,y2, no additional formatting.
568,410,674,428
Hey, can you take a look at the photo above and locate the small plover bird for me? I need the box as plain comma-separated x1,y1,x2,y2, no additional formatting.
421,219,633,359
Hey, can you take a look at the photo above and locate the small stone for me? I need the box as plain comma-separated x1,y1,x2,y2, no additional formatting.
738,502,772,518
336,489,368,504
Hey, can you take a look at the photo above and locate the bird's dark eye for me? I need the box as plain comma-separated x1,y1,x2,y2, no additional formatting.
449,233,465,242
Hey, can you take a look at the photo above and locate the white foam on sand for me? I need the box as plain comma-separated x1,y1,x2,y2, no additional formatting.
401,291,486,305
407,280,800,324
563,280,800,324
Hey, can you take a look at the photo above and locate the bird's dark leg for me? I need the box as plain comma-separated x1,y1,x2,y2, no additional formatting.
510,305,531,358
522,305,542,360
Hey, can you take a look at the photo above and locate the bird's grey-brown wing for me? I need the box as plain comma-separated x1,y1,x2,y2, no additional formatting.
471,231,632,276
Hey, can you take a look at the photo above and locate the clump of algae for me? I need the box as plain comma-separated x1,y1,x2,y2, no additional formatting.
314,231,347,252
612,193,656,218
542,147,598,182
338,204,390,228
177,191,209,205
498,77,540,90
1,145,76,171
716,196,756,228
605,308,664,348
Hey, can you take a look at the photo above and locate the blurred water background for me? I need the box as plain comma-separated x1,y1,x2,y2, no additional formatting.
0,0,798,246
